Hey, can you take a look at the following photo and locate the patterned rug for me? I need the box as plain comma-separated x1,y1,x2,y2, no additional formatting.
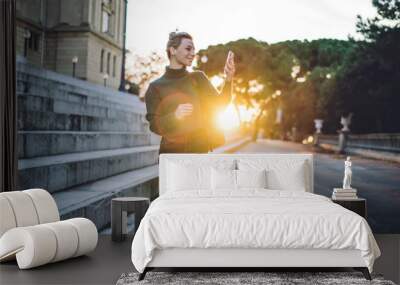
116,271,396,285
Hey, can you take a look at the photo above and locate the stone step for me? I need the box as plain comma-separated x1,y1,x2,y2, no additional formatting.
18,145,160,193
18,110,149,132
18,94,144,123
18,131,152,158
17,91,145,117
16,66,145,115
53,164,158,230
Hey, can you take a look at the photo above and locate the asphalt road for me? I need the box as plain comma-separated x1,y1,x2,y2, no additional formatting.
235,139,400,234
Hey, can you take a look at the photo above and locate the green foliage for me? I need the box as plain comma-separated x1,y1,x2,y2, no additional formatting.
198,0,399,137
198,38,354,138
126,81,140,96
336,0,400,133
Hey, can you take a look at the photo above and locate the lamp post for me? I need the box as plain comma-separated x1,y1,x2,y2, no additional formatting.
72,56,78,78
103,73,109,87
314,119,323,146
23,29,31,58
119,0,128,91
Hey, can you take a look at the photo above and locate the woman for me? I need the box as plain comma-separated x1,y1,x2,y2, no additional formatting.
145,31,235,154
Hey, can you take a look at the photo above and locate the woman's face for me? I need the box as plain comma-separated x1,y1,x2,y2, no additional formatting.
171,38,195,67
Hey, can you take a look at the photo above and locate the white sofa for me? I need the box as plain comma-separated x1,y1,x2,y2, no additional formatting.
0,188,98,269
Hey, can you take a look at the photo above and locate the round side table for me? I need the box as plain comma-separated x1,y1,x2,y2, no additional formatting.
111,197,150,242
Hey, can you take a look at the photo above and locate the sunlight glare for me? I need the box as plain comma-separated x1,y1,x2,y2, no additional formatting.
216,103,240,131
210,75,225,89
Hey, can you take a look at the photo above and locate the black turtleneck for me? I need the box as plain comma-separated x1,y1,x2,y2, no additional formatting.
144,66,232,153
163,66,189,79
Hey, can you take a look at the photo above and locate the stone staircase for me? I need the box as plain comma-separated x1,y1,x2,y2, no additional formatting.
16,58,160,230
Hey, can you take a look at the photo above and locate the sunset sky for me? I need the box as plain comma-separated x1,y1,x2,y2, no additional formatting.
126,0,377,56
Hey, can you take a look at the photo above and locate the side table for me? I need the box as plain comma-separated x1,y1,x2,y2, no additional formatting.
111,197,150,242
332,197,367,219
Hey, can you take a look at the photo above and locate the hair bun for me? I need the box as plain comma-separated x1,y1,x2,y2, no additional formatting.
169,32,177,40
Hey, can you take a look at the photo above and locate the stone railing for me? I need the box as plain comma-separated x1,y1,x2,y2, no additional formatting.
346,133,400,153
318,133,400,162
318,134,338,146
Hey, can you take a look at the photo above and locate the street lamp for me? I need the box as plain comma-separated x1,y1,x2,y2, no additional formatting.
103,73,109,87
313,119,324,146
23,29,31,58
119,0,128,91
200,55,208,63
72,56,78,78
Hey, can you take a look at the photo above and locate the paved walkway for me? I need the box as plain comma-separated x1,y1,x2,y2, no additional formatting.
235,139,400,234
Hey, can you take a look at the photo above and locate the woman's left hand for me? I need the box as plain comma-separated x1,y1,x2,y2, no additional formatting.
224,51,235,82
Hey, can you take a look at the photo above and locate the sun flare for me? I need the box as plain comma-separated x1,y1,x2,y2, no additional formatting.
216,103,240,131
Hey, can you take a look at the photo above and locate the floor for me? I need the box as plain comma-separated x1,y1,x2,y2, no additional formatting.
0,234,134,285
1,234,399,285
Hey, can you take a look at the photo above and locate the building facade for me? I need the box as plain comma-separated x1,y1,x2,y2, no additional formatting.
16,0,126,89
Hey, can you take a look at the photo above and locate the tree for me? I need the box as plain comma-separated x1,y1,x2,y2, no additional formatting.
125,51,167,98
198,38,354,138
334,0,400,133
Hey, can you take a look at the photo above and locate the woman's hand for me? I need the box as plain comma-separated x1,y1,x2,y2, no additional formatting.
224,51,235,82
175,103,193,120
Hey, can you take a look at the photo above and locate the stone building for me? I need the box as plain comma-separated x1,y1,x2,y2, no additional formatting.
16,0,126,89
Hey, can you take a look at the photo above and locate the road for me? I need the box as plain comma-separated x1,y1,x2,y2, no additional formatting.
234,139,400,233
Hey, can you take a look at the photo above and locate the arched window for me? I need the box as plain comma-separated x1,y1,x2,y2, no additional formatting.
102,0,112,33
100,49,105,73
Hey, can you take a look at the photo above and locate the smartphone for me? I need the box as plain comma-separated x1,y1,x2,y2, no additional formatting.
226,51,234,65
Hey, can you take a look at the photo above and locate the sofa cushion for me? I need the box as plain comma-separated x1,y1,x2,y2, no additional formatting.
0,189,60,239
0,196,17,237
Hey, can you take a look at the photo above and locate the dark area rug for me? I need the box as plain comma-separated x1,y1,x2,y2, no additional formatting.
116,271,396,285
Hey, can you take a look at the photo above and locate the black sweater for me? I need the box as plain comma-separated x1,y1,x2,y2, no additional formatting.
145,66,232,153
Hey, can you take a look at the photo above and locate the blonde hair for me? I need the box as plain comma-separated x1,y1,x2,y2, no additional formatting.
166,31,193,59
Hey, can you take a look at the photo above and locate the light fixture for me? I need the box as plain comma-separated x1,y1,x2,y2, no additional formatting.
72,56,78,78
103,73,109,87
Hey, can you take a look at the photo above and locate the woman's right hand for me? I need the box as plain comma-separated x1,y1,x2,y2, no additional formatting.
175,103,193,119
